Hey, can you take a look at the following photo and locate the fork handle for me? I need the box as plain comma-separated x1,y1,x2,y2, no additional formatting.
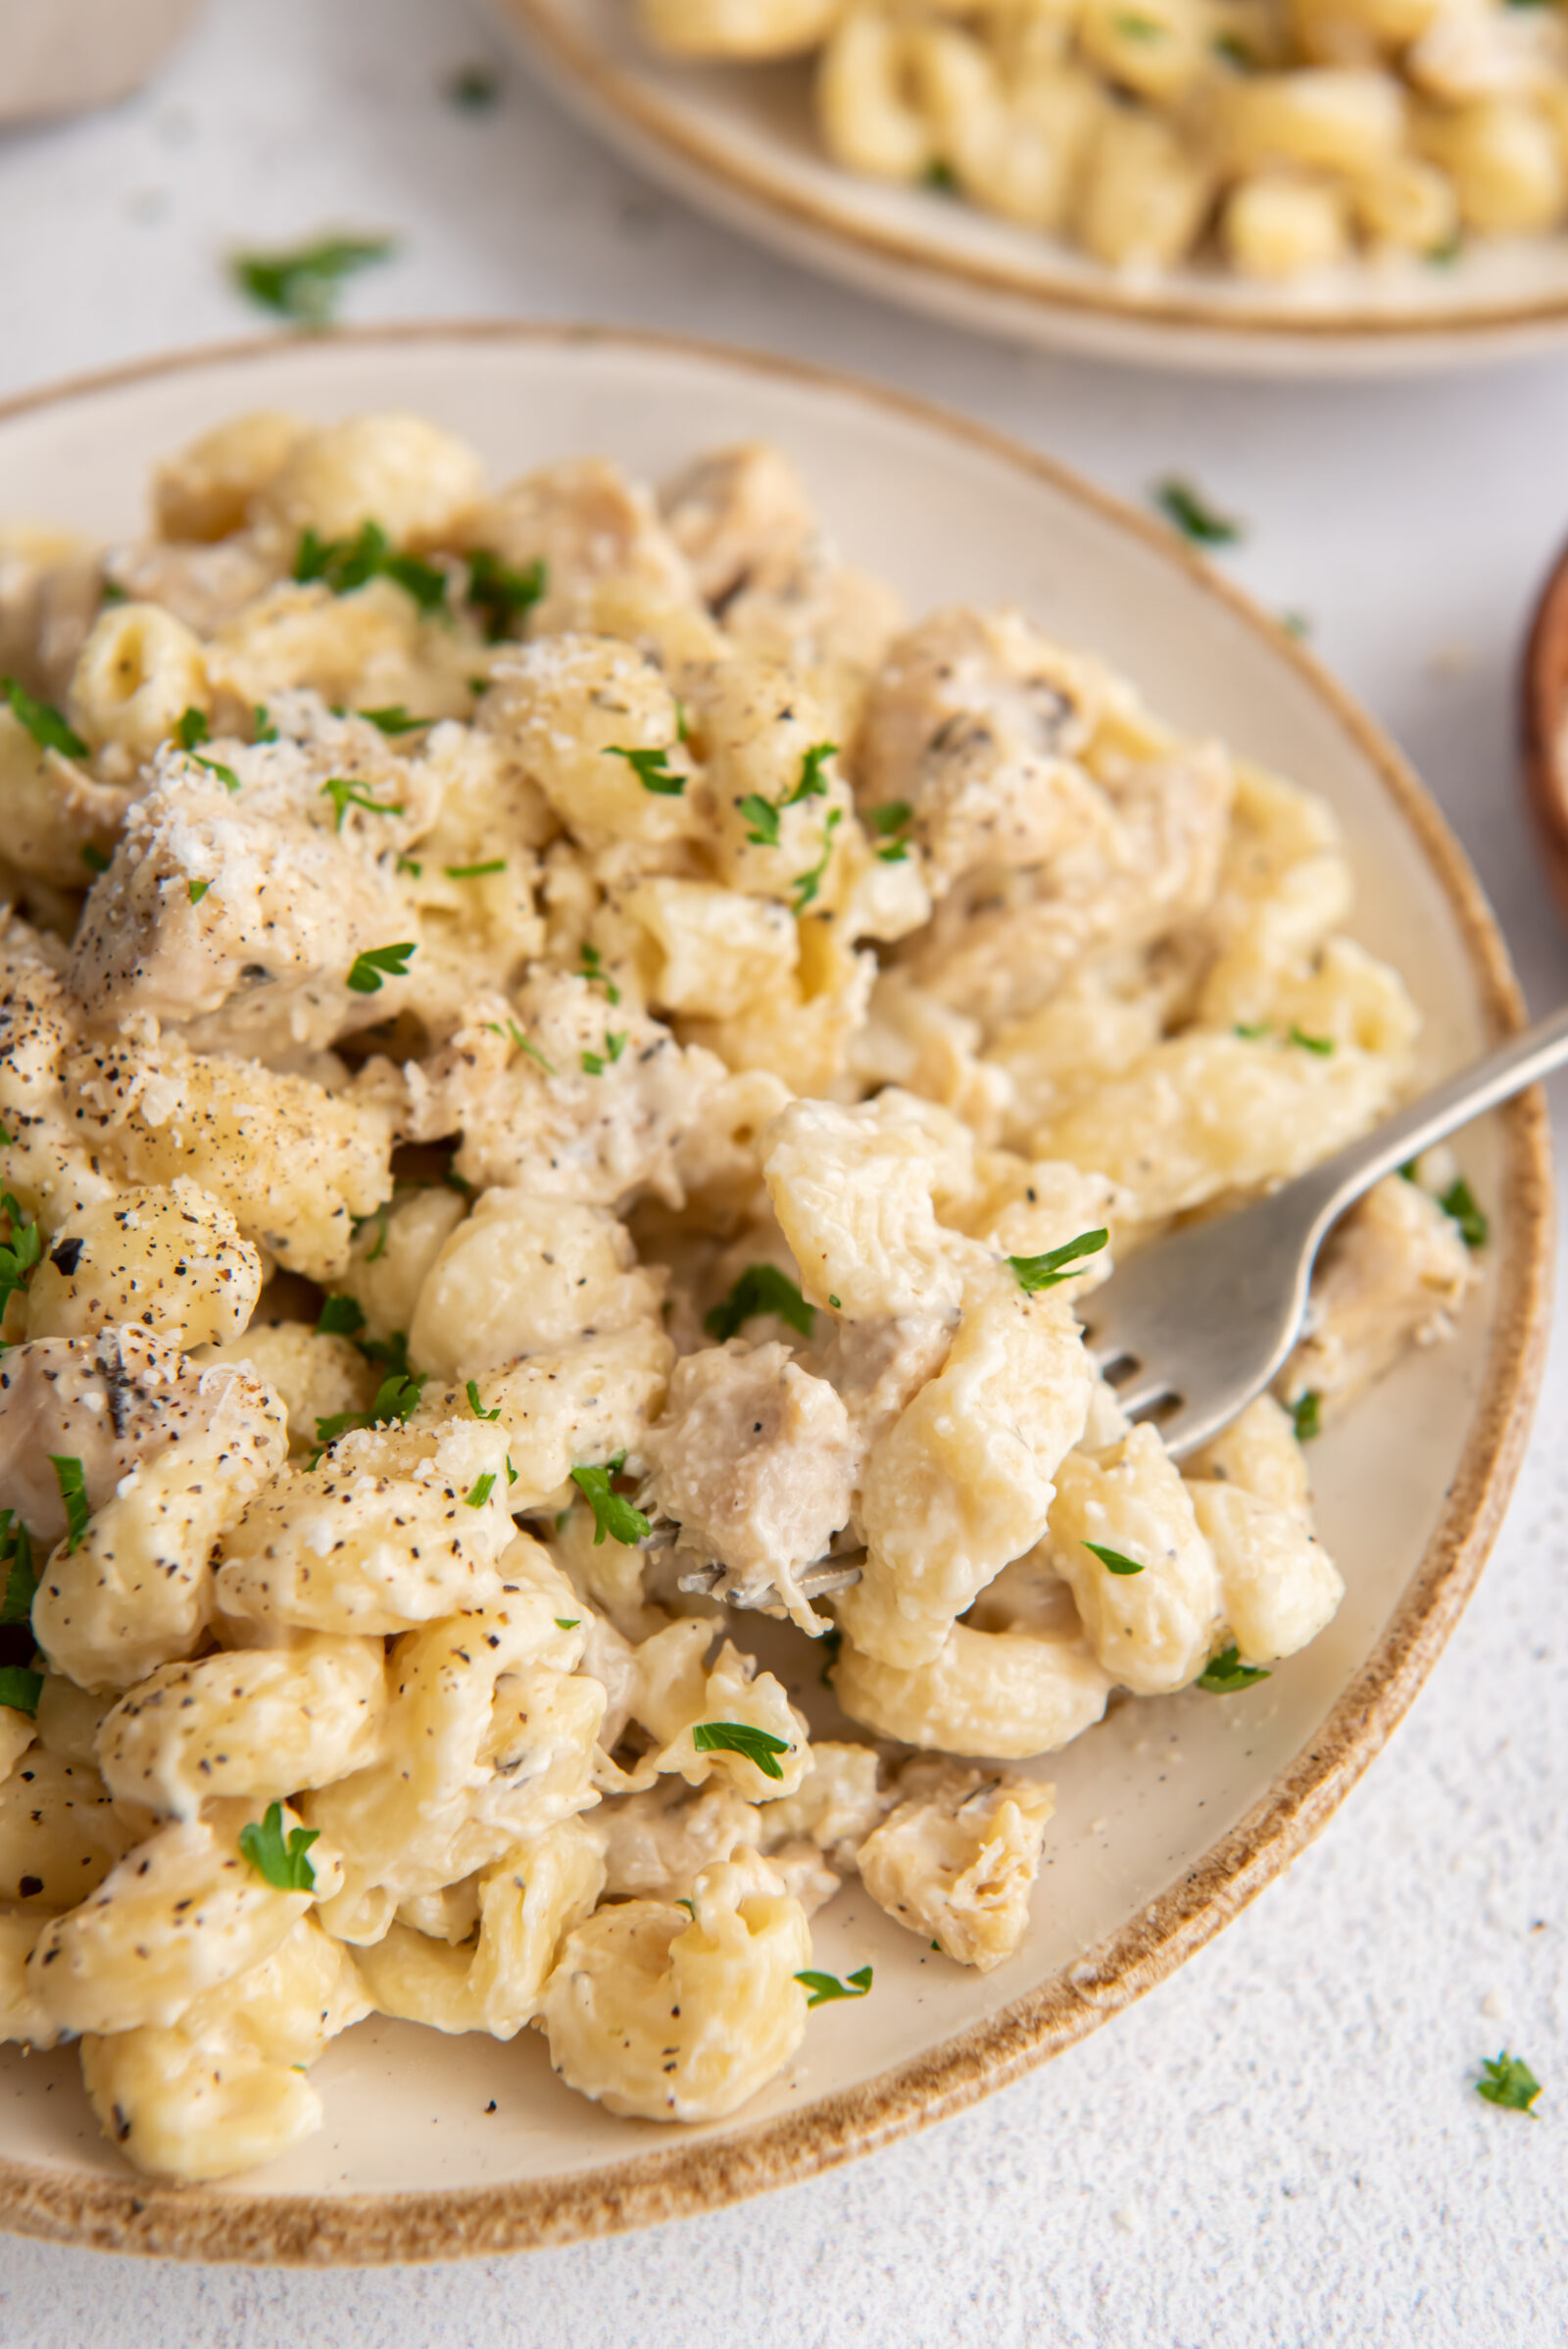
1302,1000,1568,1238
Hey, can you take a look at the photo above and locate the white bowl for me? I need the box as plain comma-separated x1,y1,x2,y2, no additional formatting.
0,324,1549,2263
489,0,1568,376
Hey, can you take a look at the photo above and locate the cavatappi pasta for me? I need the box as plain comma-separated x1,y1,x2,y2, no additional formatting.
0,413,1478,2181
636,0,1568,280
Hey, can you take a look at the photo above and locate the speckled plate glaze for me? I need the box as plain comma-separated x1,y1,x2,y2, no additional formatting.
489,0,1568,376
0,325,1550,2264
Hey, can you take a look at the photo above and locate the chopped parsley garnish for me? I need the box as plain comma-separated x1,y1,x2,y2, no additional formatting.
0,1666,41,1717
316,1294,366,1338
0,1121,12,1144
791,807,842,910
1291,1390,1321,1444
580,943,620,1003
555,1617,581,1631
705,1263,815,1343
1476,2052,1542,2113
1008,1228,1108,1293
312,1369,426,1459
794,742,837,800
570,1453,652,1547
1197,1644,1271,1693
238,1801,320,1890
360,705,433,735
174,706,211,751
924,159,957,191
2,676,87,760
466,549,546,641
1427,232,1463,268
100,580,127,606
396,855,422,877
444,858,507,879
1441,1176,1488,1249
1,1515,36,1627
466,1380,501,1421
504,1018,555,1076
1234,1020,1270,1040
347,941,416,994
356,1202,390,1262
294,521,448,614
740,792,782,848
1085,1542,1145,1576
606,743,685,796
80,845,111,875
828,1294,841,1309
1154,478,1243,548
357,1328,410,1376
580,1030,627,1077
795,1965,872,2006
320,776,405,831
692,1721,791,1780
253,704,279,742
869,800,913,861
0,1193,42,1323
1281,611,1311,639
1211,26,1254,61
448,63,502,109
48,1454,90,1552
1289,1024,1335,1055
231,234,396,326
1114,11,1164,33
465,1473,497,1508
187,879,210,905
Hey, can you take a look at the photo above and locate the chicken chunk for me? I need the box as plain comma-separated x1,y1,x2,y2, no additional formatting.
857,1757,1054,1971
642,1339,857,1627
1280,1172,1475,1422
460,458,697,638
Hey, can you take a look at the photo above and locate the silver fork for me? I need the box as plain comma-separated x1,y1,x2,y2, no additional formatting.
1083,1001,1568,1457
677,1003,1568,1609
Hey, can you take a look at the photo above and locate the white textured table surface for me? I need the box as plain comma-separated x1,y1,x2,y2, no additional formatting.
3,2,1567,2340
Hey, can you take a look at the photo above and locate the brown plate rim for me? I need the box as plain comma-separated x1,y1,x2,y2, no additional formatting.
0,320,1552,2266
494,0,1568,351
1522,529,1568,919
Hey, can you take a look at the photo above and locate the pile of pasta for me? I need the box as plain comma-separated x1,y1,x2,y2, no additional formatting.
0,412,1477,2184
638,0,1568,280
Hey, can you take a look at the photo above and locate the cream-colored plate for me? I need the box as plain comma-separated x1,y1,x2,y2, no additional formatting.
490,0,1568,375
0,325,1549,2264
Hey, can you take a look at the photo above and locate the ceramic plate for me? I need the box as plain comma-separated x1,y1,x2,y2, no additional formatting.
490,0,1568,376
0,324,1550,2264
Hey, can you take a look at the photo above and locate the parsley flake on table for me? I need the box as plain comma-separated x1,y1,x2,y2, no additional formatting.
0,1666,42,1717
1197,1644,1271,1693
2,675,87,759
790,806,842,910
1085,1542,1145,1576
1291,1390,1322,1443
795,1965,873,2006
321,776,405,831
466,549,545,640
1154,477,1243,548
294,521,448,613
316,1294,366,1338
238,1802,320,1891
705,1263,815,1343
48,1455,90,1552
1440,1176,1488,1249
0,1193,41,1323
466,1380,501,1421
347,941,416,994
231,235,396,327
606,743,684,795
570,1454,652,1547
692,1721,791,1780
1,1514,36,1627
1476,2051,1542,2114
1008,1227,1108,1293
